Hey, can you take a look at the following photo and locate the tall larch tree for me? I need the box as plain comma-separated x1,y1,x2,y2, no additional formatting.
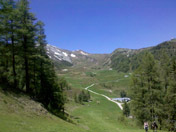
16,0,36,94
164,58,176,131
131,52,163,125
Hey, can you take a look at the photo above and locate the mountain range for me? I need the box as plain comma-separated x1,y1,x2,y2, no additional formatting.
46,44,109,69
46,38,176,72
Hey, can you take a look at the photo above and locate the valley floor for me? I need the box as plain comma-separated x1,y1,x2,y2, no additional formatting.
84,83,123,110
0,69,167,132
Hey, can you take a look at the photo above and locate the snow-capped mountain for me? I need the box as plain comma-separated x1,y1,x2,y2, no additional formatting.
46,39,176,71
46,44,73,63
46,44,109,68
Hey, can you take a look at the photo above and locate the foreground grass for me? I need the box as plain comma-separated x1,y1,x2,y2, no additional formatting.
0,69,167,132
0,89,166,132
0,91,85,132
66,90,167,132
63,69,166,132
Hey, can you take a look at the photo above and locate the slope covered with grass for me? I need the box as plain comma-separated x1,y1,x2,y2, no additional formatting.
62,69,166,132
0,90,85,132
0,69,167,132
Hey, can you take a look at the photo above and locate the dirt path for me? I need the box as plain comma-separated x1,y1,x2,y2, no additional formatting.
85,84,123,110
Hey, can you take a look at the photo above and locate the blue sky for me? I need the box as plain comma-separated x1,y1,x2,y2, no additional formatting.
30,0,176,53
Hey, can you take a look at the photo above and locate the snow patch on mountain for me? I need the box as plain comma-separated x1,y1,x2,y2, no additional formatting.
46,44,72,63
45,44,109,68
54,52,61,56
56,49,60,52
62,52,68,57
80,51,88,56
71,54,76,58
54,55,62,60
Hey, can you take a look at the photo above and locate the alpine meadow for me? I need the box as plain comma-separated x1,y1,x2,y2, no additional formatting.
0,0,176,132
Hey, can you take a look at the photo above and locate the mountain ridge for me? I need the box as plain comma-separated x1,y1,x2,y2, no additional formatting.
46,38,176,71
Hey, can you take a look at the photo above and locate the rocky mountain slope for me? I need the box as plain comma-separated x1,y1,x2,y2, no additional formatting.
46,44,109,69
46,38,176,71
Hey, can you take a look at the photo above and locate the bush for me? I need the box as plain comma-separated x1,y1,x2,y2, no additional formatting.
75,90,91,104
120,90,127,98
123,102,130,117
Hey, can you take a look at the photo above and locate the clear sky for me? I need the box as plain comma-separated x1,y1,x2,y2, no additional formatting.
30,0,176,53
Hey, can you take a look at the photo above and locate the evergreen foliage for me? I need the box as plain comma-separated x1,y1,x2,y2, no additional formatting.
111,41,176,73
0,0,66,116
164,58,176,131
123,102,130,117
120,90,127,98
74,90,91,104
131,52,176,131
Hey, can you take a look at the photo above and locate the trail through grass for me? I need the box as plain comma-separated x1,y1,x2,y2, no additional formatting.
85,84,123,110
0,69,167,132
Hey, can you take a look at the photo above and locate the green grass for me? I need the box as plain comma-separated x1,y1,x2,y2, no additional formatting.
0,69,167,132
62,69,166,132
66,90,166,132
0,90,85,132
0,90,166,132
62,69,131,98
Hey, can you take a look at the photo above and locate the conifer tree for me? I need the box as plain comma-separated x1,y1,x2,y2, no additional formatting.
123,101,130,117
159,50,170,94
131,52,163,124
0,0,66,116
7,0,18,88
16,0,36,94
0,0,17,88
164,58,176,131
157,50,171,129
33,21,47,95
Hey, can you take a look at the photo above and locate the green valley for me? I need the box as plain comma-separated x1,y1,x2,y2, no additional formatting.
0,68,168,132
0,0,176,132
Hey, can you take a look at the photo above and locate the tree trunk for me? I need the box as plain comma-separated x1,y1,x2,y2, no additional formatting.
23,35,30,94
11,28,17,89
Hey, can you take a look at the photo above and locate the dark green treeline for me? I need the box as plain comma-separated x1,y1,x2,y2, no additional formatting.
0,0,65,116
131,52,176,131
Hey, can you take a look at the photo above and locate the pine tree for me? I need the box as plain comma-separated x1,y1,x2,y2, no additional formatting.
0,0,9,83
157,50,170,129
159,50,170,94
123,101,130,117
120,90,127,98
32,21,47,96
16,0,36,94
0,0,18,88
164,58,176,131
0,0,66,116
131,52,163,124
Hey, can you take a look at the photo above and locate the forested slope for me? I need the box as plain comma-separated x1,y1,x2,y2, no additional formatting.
0,0,66,117
130,52,176,131
110,39,176,72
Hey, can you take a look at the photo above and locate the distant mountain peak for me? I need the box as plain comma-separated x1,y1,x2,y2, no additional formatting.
73,50,89,56
46,44,72,63
45,44,108,69
46,39,176,71
170,38,176,42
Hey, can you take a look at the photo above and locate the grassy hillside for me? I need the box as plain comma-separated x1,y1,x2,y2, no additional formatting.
66,93,139,132
61,69,131,98
61,69,167,132
0,89,85,132
110,39,176,72
0,69,167,132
